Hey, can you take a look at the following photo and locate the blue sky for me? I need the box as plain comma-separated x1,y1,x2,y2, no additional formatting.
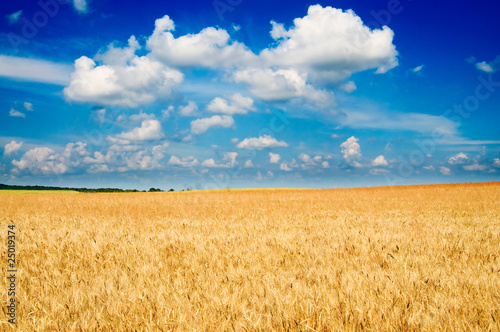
0,0,499,190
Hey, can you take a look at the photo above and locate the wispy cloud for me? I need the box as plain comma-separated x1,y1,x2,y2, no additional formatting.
6,10,23,24
0,55,72,85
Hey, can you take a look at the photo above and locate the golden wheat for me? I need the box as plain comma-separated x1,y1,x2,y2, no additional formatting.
1,182,499,331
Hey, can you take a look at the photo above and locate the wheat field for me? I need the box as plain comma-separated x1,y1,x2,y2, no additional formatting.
1,182,499,331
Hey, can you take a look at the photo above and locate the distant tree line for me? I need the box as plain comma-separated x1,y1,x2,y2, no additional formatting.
0,183,184,193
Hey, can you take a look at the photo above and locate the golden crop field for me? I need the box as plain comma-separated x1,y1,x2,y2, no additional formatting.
1,182,499,331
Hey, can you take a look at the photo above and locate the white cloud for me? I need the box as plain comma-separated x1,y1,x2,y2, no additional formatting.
341,136,362,166
280,162,292,171
83,151,106,164
111,119,164,142
179,101,199,117
64,37,183,107
168,155,199,167
9,108,25,118
299,153,313,164
129,111,156,123
202,152,238,168
4,141,23,155
190,115,234,135
423,165,435,171
340,107,460,136
493,158,500,168
207,93,255,115
88,164,112,173
121,143,169,171
269,152,281,164
6,10,23,24
475,56,500,73
12,147,61,174
411,65,424,73
24,102,33,111
370,168,389,175
73,0,88,13
331,134,341,139
0,55,72,85
371,155,388,167
296,153,326,170
476,62,494,73
298,153,322,169
146,15,257,68
236,135,289,150
439,166,451,175
340,81,357,93
260,5,398,84
448,152,468,165
463,163,487,171
243,160,254,168
233,67,333,106
11,143,89,175
162,106,175,119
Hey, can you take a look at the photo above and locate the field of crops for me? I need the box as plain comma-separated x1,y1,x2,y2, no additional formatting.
1,182,499,331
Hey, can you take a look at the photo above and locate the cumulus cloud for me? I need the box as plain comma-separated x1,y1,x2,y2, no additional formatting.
341,136,362,167
233,67,333,106
168,155,199,167
298,153,323,169
493,158,500,168
448,152,468,165
64,6,398,110
340,81,357,93
260,5,398,84
9,108,25,118
236,135,289,150
64,37,183,107
121,143,169,171
243,160,254,168
110,119,164,143
207,93,255,115
88,164,112,173
128,111,156,123
423,165,435,171
191,115,234,135
321,161,330,168
202,152,238,168
12,142,89,175
371,155,388,167
24,102,33,111
179,101,199,117
83,151,106,164
4,141,23,155
280,162,292,171
12,147,61,174
439,166,451,175
146,15,257,68
269,153,281,164
475,56,500,73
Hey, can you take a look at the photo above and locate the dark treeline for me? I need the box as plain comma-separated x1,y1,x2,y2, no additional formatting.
0,184,176,193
